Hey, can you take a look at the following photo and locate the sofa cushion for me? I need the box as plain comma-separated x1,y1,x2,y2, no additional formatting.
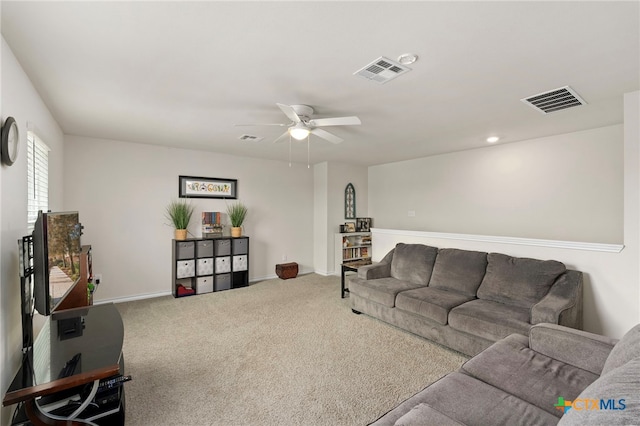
461,334,599,418
601,323,640,375
448,299,530,341
389,371,559,426
429,249,488,297
348,277,426,308
558,357,640,425
396,287,474,325
390,243,438,285
477,253,566,309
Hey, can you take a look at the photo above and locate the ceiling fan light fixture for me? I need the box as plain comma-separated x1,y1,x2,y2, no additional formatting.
289,124,310,140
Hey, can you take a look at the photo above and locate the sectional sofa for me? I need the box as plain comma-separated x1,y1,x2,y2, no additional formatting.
371,322,640,425
348,243,583,356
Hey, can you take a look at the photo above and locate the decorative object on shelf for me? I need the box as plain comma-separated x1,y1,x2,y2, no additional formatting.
165,199,194,240
227,201,248,238
1,116,19,166
344,222,356,233
179,175,238,199
345,183,356,219
202,211,224,237
356,217,371,232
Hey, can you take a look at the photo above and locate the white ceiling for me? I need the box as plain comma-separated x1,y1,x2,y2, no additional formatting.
2,1,639,166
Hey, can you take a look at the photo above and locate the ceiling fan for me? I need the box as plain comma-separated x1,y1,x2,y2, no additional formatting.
236,103,361,144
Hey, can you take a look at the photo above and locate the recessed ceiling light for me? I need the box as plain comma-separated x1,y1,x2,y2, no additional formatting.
486,136,500,143
397,53,418,65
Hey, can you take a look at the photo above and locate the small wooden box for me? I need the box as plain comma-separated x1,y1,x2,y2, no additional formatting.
276,262,298,280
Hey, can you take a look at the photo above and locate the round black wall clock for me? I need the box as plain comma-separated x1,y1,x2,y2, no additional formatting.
1,116,19,166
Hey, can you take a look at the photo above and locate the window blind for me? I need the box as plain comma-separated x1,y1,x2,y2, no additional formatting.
27,131,49,232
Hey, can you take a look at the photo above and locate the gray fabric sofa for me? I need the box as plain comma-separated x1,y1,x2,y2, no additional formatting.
349,243,583,356
371,322,640,425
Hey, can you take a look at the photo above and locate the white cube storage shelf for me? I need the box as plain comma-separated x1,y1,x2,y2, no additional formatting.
176,259,195,279
197,258,214,275
233,255,248,271
172,236,250,298
196,276,214,294
215,257,231,273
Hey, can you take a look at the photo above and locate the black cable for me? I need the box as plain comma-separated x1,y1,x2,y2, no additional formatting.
10,401,22,424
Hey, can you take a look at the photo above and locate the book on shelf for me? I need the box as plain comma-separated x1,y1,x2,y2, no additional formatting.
202,212,224,237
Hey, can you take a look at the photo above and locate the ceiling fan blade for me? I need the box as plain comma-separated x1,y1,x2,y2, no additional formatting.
276,103,301,124
309,116,361,127
272,131,290,143
234,123,287,127
311,128,343,144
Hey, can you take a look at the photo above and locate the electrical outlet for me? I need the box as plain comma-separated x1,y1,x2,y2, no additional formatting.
408,210,416,217
282,254,287,261
94,274,102,285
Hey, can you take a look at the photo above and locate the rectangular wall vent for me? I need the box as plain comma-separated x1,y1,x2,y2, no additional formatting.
521,86,586,114
353,56,411,84
238,134,264,142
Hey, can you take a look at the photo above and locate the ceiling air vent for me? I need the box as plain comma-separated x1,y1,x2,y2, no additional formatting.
354,56,411,84
521,86,586,114
238,134,263,142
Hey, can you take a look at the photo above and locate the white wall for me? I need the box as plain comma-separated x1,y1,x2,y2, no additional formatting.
1,37,65,425
368,100,639,338
369,125,623,244
313,162,329,275
625,91,640,329
313,162,368,275
64,135,315,302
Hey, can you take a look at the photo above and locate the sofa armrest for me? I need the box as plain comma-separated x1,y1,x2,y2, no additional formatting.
358,248,394,279
529,323,618,375
358,262,391,279
531,270,583,328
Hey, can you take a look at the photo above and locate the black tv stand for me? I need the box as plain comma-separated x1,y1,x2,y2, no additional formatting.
3,304,126,425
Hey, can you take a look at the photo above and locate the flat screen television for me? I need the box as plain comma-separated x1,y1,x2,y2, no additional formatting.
33,211,83,315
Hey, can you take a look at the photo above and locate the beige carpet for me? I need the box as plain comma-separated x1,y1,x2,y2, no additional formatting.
116,274,467,425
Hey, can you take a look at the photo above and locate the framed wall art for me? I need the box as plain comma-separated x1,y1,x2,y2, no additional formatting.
345,183,356,219
179,176,237,199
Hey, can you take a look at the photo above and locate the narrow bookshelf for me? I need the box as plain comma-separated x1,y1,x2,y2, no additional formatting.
334,232,372,274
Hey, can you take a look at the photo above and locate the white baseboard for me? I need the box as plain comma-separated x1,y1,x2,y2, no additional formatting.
97,269,325,305
95,291,172,305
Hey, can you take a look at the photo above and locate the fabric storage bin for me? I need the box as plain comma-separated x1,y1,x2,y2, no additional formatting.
197,258,214,275
233,255,248,271
215,239,231,256
233,238,248,255
215,273,231,291
215,256,231,273
176,241,195,260
176,259,195,278
196,240,214,258
196,276,214,294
